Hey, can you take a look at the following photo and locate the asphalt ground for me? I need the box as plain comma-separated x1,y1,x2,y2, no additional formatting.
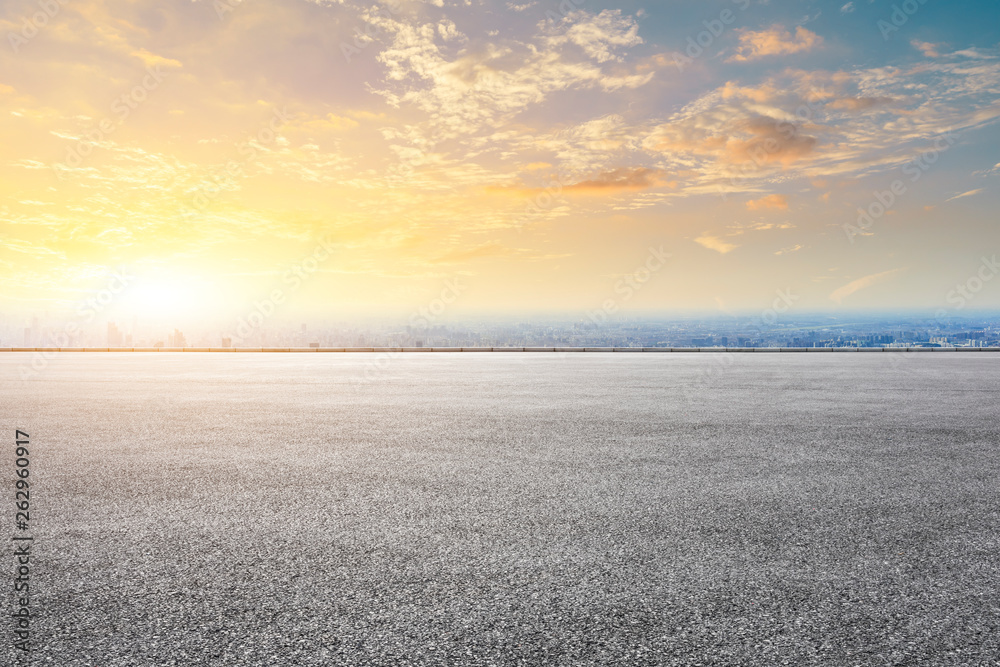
2,353,999,666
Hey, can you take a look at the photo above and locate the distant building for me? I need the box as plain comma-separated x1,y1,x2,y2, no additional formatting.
107,322,123,347
168,329,187,348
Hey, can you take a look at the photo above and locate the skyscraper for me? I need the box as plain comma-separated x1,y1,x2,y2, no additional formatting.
107,322,123,347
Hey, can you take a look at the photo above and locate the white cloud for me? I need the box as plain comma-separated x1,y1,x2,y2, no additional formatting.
829,269,903,304
911,40,941,58
946,188,984,201
544,9,643,63
774,244,803,255
973,162,1000,177
694,236,740,254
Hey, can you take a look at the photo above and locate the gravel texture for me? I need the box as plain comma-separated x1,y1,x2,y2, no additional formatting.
2,353,999,666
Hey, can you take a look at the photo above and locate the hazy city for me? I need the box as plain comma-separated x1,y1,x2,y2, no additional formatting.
6,312,1000,350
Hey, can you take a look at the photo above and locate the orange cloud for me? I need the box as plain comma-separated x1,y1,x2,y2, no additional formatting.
645,114,819,169
827,96,896,111
563,167,672,194
746,194,788,211
721,81,778,104
728,26,823,62
723,116,819,167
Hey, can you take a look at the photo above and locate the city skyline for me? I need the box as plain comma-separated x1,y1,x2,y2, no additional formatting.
7,311,1000,351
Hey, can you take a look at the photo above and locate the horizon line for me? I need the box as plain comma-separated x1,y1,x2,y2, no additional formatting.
4,347,1000,353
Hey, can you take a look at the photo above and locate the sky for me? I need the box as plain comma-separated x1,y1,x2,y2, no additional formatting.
1,0,999,326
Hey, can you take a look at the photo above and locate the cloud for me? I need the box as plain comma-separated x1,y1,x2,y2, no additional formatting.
694,236,739,254
429,242,566,265
829,269,903,304
431,241,511,264
563,167,671,193
130,48,183,69
728,220,795,233
911,40,942,58
746,194,788,210
840,2,855,13
545,10,643,63
370,9,655,142
952,48,993,60
298,113,361,132
640,53,1000,195
946,188,984,201
826,96,896,111
727,25,823,62
972,162,1000,177
721,81,779,104
724,116,819,166
775,244,804,255
645,114,819,170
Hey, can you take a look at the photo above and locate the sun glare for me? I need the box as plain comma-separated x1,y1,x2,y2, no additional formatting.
117,277,208,321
